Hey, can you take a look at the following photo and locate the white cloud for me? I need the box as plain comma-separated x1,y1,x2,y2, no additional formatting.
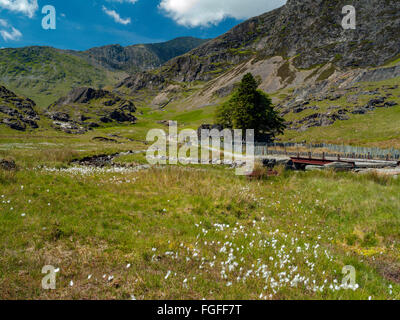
0,19,22,41
102,5,131,25
159,0,286,27
0,18,7,27
0,0,38,18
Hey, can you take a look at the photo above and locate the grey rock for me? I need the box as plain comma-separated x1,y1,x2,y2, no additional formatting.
0,159,16,171
305,165,324,171
324,162,354,171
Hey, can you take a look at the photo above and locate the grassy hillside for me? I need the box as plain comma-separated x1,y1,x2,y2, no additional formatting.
280,77,400,148
0,47,124,108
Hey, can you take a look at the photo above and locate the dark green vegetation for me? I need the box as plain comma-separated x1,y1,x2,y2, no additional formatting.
216,73,285,141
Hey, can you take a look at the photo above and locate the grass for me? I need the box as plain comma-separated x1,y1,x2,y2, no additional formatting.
280,77,400,148
0,134,399,299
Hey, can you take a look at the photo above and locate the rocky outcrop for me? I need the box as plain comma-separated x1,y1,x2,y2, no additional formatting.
355,66,400,83
46,87,137,134
0,86,39,131
53,87,114,105
287,110,350,131
116,72,165,94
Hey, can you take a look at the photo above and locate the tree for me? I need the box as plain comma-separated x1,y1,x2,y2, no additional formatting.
216,73,285,141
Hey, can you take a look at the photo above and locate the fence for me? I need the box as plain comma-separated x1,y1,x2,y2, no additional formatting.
251,142,400,161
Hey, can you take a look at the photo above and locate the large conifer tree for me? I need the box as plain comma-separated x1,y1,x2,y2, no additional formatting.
216,73,285,141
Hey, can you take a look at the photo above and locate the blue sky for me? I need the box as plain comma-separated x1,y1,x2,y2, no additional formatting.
0,0,286,50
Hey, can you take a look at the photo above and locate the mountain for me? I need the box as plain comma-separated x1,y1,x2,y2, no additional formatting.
73,37,210,73
0,46,123,108
116,0,400,105
165,0,400,82
0,37,207,109
0,85,39,131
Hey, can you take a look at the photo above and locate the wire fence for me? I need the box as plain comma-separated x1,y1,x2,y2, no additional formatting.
251,142,400,161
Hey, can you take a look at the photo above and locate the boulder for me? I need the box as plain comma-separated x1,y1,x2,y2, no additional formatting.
324,162,354,171
109,109,137,123
48,112,70,122
0,159,16,171
2,118,26,131
305,165,324,171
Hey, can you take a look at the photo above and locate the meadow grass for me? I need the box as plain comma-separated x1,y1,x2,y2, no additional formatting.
0,158,399,300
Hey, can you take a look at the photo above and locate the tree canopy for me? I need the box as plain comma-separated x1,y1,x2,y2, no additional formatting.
216,73,285,141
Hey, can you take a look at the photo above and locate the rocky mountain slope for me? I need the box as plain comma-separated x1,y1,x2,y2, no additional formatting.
0,86,39,131
75,37,209,73
46,87,137,134
118,0,399,92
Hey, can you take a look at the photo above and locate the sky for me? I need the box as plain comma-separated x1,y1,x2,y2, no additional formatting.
0,0,286,50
